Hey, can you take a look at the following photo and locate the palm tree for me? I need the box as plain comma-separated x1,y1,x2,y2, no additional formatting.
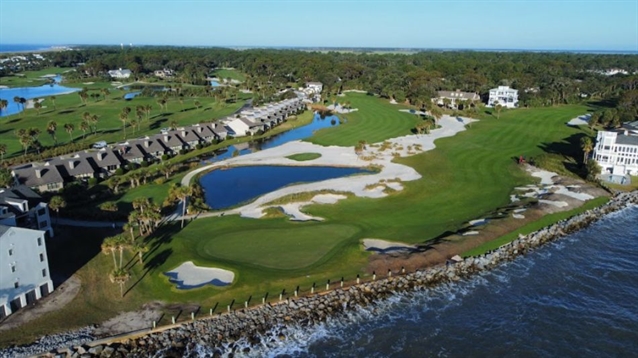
90,114,99,134
168,184,192,228
79,121,89,140
64,123,75,142
588,112,601,129
429,105,443,126
49,96,57,110
442,98,452,109
13,96,22,112
48,195,66,226
0,143,6,162
19,135,31,155
119,112,129,139
130,119,138,135
102,236,119,270
492,100,503,119
580,137,593,164
33,101,42,115
47,120,58,145
169,120,178,131
144,104,152,121
194,100,201,109
0,99,8,115
132,242,148,265
110,269,130,298
101,88,110,101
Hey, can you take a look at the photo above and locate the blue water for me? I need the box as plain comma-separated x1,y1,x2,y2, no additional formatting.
200,114,339,164
211,80,220,87
0,75,79,117
245,205,638,357
0,44,56,53
200,165,367,210
124,91,142,100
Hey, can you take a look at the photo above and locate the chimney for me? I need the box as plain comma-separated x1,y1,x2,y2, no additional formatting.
69,161,76,169
181,131,186,137
198,127,203,133
98,152,106,161
35,168,43,178
164,135,169,142
145,140,150,148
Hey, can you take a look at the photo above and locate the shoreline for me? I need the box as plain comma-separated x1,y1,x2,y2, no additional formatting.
15,190,637,357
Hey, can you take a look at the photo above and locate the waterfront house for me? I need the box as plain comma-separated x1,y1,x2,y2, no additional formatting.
593,121,638,176
0,225,54,319
158,133,186,154
487,86,519,108
176,128,202,149
212,123,228,140
226,117,252,137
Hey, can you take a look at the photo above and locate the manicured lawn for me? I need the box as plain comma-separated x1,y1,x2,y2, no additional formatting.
1,98,603,348
308,93,420,146
286,152,321,161
0,85,248,158
199,224,360,269
0,67,73,87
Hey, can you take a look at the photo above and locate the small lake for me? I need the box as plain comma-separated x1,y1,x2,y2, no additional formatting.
124,91,142,100
200,113,339,164
200,165,367,210
0,75,79,117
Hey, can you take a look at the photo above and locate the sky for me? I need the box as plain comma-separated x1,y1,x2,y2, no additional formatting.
0,0,636,52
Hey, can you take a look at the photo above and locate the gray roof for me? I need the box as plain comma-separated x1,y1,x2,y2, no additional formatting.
621,121,638,131
177,129,202,143
79,148,123,169
12,163,64,187
133,136,168,154
0,225,11,237
436,90,480,101
615,135,638,146
190,124,216,138
157,133,185,148
48,156,95,177
117,143,146,161
240,117,262,128
212,123,227,135
0,185,43,214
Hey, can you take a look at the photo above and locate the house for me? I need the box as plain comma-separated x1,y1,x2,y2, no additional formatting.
226,117,252,137
48,155,95,180
0,186,54,238
11,163,64,193
190,124,217,143
158,133,186,154
132,136,168,160
108,68,132,79
116,143,147,164
0,225,54,319
487,86,519,108
433,90,480,108
305,82,323,94
79,148,123,177
212,123,228,140
154,69,174,78
592,121,638,176
176,128,202,149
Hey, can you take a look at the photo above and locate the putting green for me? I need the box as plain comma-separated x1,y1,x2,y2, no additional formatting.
200,224,360,269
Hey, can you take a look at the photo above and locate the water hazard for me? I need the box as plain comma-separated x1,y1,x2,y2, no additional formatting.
200,165,367,210
0,75,79,117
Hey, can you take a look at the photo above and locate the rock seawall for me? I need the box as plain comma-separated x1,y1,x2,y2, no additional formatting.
31,191,638,357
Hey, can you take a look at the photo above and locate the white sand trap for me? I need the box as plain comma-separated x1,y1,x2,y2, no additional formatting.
510,195,520,202
530,169,558,185
281,203,324,221
83,82,95,85
567,114,591,126
513,214,525,219
311,194,347,204
0,85,9,89
362,238,416,253
462,231,480,236
539,200,569,208
553,186,594,201
389,99,398,104
386,182,403,191
342,89,367,93
513,208,527,213
165,261,234,289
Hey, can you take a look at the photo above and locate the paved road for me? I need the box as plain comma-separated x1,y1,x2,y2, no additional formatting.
56,218,126,228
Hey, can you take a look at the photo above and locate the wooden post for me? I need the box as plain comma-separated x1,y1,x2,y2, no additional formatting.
388,269,392,278
191,312,195,320
311,283,315,294
152,321,156,329
326,279,330,291
172,316,176,324
401,266,405,274
295,285,299,297
227,305,230,313
356,274,360,284
340,277,344,288
373,271,376,281
209,308,213,316
245,301,248,308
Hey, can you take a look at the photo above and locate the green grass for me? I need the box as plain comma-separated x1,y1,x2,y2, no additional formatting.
0,98,606,348
211,69,246,82
462,196,610,257
308,93,420,146
0,67,73,87
199,223,360,269
0,79,249,159
286,152,321,161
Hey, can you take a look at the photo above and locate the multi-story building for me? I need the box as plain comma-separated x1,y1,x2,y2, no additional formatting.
432,90,480,108
487,86,519,108
0,225,54,319
592,121,638,176
0,186,54,238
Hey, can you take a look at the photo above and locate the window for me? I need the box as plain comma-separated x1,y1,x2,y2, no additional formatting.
37,237,42,246
14,282,19,289
39,253,44,262
11,265,16,273
39,221,47,229
8,249,13,256
38,208,46,216
42,269,47,277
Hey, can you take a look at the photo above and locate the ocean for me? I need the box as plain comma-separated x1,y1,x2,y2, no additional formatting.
238,205,638,357
0,44,57,53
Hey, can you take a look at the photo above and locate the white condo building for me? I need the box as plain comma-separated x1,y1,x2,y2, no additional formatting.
592,122,638,176
0,225,53,319
487,86,519,108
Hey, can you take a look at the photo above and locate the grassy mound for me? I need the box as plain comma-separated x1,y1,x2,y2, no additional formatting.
286,152,322,161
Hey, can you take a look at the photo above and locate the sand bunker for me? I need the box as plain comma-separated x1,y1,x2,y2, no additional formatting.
567,114,591,126
165,261,234,289
363,238,416,253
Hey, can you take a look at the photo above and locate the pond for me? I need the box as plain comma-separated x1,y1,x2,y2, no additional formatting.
200,165,368,210
199,113,339,164
124,91,142,100
0,77,80,117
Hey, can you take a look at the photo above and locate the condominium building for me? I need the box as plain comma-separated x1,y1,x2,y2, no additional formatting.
592,122,638,176
487,86,519,108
